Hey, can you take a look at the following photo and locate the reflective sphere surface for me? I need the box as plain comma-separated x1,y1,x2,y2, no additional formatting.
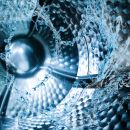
7,36,44,76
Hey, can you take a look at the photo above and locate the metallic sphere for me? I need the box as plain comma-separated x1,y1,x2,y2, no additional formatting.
7,36,44,76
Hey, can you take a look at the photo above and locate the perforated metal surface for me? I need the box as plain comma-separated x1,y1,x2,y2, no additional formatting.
0,0,130,130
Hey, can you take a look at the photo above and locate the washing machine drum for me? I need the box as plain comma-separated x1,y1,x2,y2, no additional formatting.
0,0,130,130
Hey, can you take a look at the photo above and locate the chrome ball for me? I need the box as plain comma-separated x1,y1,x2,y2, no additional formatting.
7,36,45,76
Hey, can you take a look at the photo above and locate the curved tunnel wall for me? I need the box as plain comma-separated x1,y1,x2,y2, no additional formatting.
0,0,130,130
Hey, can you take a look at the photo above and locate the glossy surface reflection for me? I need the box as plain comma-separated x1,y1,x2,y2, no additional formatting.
7,36,44,76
